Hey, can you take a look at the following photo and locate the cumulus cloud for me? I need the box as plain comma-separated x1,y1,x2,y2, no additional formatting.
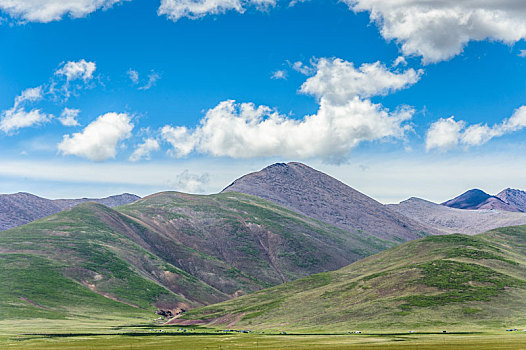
55,59,96,82
164,99,413,161
519,50,526,58
129,138,160,161
346,0,526,63
158,0,276,21
425,117,466,151
58,112,133,161
0,86,53,133
59,108,80,126
15,86,44,105
53,59,97,98
271,70,287,80
0,109,52,134
0,0,128,23
426,107,526,151
161,125,197,157
300,58,423,103
161,58,418,162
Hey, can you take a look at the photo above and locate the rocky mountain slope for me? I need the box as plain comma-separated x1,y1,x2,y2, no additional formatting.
0,192,140,231
442,189,521,212
223,162,436,242
181,226,526,331
389,197,526,235
496,188,526,212
0,191,393,320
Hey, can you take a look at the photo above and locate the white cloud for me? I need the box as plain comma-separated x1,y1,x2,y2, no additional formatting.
300,58,423,103
425,117,465,151
161,58,417,163
138,71,160,90
271,70,287,80
0,60,96,134
0,0,128,23
0,108,52,134
161,125,197,157
158,0,276,21
0,86,53,133
53,59,97,99
292,61,315,75
127,69,139,84
15,86,44,105
289,0,308,7
58,112,133,161
346,0,526,63
519,50,526,58
129,138,160,161
127,69,160,90
393,56,407,67
55,59,96,82
59,108,80,127
169,169,210,193
426,106,526,151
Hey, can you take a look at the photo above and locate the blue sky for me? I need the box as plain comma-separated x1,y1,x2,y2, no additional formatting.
2,0,526,202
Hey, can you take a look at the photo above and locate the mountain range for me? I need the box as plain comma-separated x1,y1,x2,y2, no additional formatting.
442,188,526,212
1,162,526,331
0,190,395,320
389,197,526,235
0,192,140,231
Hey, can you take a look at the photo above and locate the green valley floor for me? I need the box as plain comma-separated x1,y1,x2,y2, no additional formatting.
1,320,525,350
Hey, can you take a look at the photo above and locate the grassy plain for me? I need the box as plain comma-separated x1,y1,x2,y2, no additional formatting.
0,320,524,350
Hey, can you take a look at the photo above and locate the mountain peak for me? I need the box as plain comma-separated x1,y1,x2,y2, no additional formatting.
223,162,435,241
495,188,526,212
442,188,522,212
442,189,492,209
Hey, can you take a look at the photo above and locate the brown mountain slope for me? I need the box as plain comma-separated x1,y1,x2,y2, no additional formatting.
222,162,436,242
118,191,393,292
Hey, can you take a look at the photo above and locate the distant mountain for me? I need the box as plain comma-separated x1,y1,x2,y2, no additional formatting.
442,189,520,212
496,188,526,212
0,192,140,231
53,193,141,210
222,162,436,242
180,226,526,331
0,191,393,320
389,197,526,235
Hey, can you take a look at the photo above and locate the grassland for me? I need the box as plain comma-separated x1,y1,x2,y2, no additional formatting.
0,321,524,350
180,226,526,331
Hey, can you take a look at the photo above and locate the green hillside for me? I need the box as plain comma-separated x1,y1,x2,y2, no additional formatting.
0,202,226,321
180,226,526,331
0,192,392,321
118,192,393,290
